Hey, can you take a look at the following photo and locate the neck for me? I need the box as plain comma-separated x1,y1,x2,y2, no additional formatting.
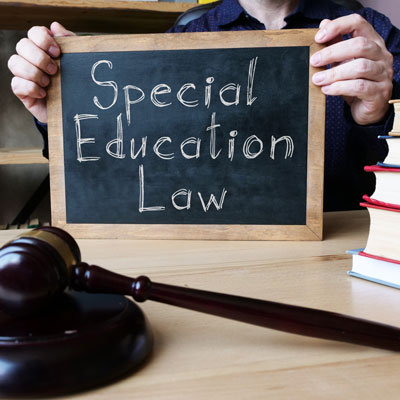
238,0,299,29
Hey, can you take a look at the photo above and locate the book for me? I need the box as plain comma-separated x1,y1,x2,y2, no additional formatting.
363,165,400,208
348,100,400,290
360,202,400,262
377,135,400,168
347,249,400,289
388,99,400,136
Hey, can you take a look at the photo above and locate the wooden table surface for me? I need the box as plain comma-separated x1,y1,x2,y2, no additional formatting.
2,210,400,399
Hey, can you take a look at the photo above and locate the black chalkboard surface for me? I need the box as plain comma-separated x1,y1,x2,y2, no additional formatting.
48,30,325,240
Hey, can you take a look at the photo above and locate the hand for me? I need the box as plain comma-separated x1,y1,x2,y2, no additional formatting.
310,14,394,125
8,22,75,123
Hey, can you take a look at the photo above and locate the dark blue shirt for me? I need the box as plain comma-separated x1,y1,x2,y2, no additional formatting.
167,0,400,211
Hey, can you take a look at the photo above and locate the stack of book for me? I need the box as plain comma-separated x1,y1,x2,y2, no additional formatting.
348,100,400,288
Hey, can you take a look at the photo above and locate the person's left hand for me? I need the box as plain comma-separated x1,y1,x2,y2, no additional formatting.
311,14,394,125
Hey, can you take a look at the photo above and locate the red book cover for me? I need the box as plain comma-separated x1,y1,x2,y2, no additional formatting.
362,194,400,210
358,250,400,266
364,165,400,173
359,201,400,213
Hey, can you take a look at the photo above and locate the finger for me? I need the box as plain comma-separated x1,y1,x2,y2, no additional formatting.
8,54,50,87
18,95,47,124
11,76,46,100
345,97,390,126
315,19,343,47
16,38,58,75
312,58,391,86
311,36,383,67
319,19,331,29
314,14,378,44
27,25,60,58
50,21,76,37
19,95,45,116
320,79,391,101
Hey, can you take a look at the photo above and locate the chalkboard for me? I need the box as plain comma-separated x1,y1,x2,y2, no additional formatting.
48,30,325,240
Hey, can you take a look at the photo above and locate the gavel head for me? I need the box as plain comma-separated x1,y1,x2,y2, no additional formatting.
0,227,81,315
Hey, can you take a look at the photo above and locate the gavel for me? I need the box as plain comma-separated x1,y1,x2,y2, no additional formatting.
2,226,400,352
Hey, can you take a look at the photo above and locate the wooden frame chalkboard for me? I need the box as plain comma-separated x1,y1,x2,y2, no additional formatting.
48,30,325,240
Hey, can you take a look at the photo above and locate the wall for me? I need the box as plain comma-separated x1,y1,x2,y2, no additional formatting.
361,0,400,27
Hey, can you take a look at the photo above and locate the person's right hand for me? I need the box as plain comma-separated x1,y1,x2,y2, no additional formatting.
8,22,75,123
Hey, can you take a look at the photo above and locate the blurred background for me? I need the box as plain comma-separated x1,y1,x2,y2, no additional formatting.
0,0,399,227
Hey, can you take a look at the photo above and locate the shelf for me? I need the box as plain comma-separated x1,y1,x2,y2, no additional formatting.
0,0,195,33
0,148,48,165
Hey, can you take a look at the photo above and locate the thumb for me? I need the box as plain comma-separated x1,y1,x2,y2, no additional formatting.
49,21,76,37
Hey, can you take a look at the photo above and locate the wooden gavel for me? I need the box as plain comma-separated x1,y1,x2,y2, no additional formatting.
1,226,400,351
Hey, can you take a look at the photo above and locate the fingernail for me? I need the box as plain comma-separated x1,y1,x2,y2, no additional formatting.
313,72,325,84
310,53,321,66
47,63,57,74
41,75,50,87
322,85,331,94
315,29,327,41
39,88,46,98
48,45,60,57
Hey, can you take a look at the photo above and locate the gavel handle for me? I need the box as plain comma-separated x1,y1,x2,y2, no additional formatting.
72,263,400,351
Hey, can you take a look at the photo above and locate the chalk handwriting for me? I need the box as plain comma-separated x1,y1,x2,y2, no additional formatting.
91,61,118,110
72,55,298,216
74,113,100,162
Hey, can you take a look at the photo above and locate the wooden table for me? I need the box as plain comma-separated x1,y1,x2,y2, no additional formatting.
2,210,400,399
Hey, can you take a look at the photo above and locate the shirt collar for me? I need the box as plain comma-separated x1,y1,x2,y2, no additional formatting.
216,0,247,27
216,0,338,27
